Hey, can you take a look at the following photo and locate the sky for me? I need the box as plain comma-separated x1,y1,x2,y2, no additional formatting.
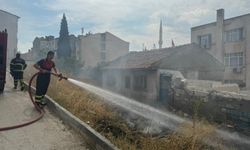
1,0,250,53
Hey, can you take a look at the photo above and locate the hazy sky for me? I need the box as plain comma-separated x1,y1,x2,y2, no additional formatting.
1,0,250,53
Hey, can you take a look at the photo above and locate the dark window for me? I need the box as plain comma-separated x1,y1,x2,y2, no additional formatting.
198,34,211,49
100,52,106,61
101,42,106,51
125,76,131,89
106,75,116,87
133,75,147,90
100,33,106,51
101,33,106,41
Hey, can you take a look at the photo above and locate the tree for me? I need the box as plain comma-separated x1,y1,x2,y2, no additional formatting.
56,13,84,75
55,57,83,76
57,13,71,58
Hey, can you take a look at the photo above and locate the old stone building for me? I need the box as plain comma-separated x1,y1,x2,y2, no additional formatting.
102,43,224,103
191,9,250,89
0,9,19,63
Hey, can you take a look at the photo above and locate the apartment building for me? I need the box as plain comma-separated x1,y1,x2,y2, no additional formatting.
191,9,250,89
77,32,129,67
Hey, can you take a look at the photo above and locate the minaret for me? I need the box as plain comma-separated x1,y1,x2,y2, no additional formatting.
158,20,163,49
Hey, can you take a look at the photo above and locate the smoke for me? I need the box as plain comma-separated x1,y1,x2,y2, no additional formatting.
68,78,185,130
67,78,250,148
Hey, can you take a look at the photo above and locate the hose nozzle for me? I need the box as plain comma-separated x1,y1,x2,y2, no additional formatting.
58,73,68,81
51,73,68,81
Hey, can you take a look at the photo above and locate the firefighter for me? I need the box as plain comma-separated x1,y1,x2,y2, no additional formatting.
10,53,27,90
33,51,59,106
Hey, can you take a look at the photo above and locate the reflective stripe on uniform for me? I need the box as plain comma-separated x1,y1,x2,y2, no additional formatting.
10,63,25,71
35,95,43,100
20,79,24,83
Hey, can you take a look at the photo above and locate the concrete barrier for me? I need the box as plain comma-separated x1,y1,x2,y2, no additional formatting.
26,83,119,150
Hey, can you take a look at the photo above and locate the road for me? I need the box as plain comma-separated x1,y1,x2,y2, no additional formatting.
0,74,87,150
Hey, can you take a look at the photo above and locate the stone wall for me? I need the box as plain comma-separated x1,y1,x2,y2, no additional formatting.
171,87,250,134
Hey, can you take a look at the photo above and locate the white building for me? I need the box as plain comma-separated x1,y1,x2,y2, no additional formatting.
191,9,250,89
31,36,57,59
0,10,19,63
77,32,129,67
30,35,80,60
29,32,129,67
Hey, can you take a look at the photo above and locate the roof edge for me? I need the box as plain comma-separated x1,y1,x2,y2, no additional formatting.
0,9,20,19
192,13,250,30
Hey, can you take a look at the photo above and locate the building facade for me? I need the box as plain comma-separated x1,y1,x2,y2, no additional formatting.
102,44,224,103
31,36,57,59
0,10,19,63
78,32,129,67
191,9,250,89
29,32,129,67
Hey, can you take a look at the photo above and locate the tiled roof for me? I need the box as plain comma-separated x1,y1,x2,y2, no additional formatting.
104,43,224,71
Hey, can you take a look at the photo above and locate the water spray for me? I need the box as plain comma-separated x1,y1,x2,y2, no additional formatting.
0,72,67,131
67,78,250,148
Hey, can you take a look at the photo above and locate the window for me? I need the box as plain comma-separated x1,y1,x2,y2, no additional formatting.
133,75,147,90
101,42,106,51
198,34,211,49
100,52,106,61
125,76,131,89
224,28,243,42
100,33,106,51
101,33,106,41
224,52,243,67
106,75,116,87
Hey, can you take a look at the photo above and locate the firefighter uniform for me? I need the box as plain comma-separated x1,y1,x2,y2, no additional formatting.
10,57,27,90
35,59,55,105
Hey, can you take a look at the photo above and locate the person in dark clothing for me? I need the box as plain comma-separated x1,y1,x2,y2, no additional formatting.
33,51,59,106
10,53,27,90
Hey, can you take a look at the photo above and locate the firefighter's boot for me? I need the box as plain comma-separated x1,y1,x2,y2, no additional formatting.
20,79,25,91
35,95,44,108
14,79,18,89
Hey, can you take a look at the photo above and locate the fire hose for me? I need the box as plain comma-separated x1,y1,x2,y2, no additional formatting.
0,72,67,131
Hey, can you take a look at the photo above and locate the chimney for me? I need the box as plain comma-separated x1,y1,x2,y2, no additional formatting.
216,9,224,62
217,9,224,24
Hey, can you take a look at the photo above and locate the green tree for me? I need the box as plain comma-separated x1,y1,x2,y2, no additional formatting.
56,57,83,76
57,13,71,58
56,13,84,75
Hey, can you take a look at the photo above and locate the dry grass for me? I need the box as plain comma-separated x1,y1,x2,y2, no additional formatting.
24,65,222,150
